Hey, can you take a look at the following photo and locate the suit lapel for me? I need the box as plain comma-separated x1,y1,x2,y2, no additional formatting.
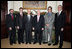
29,15,32,22
9,14,12,20
46,13,48,18
36,15,37,22
58,11,62,17
51,13,53,18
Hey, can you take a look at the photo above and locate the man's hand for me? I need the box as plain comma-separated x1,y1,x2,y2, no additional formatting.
42,28,44,30
61,28,64,31
9,27,12,30
46,24,49,26
32,27,35,30
17,26,19,29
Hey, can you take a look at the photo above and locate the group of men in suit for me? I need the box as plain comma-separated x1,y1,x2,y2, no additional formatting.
6,5,66,48
6,7,44,45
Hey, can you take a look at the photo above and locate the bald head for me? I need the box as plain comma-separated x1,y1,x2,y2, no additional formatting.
27,9,31,14
37,10,40,15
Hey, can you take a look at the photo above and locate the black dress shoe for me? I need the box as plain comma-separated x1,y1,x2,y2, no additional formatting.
39,43,41,45
33,42,37,44
48,44,51,46
10,43,13,45
26,42,28,44
18,42,21,44
29,42,31,44
59,46,62,48
53,43,58,45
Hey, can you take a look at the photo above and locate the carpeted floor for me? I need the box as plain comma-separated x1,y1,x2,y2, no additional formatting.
1,38,71,48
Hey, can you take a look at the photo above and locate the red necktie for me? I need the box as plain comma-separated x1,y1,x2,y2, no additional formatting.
11,14,14,20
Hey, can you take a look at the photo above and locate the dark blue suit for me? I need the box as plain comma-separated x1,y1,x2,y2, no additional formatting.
54,11,66,46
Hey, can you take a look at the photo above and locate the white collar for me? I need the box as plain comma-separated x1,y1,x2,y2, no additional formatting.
27,14,30,16
58,10,62,14
37,15,40,17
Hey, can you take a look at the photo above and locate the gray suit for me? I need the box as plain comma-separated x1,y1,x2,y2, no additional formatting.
43,12,55,43
25,15,32,43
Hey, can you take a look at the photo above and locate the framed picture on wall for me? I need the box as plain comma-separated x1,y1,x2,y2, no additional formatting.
23,1,47,9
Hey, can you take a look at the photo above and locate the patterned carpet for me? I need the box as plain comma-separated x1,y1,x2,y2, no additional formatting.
1,38,71,48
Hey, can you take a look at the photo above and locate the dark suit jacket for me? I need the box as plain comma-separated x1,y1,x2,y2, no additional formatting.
6,13,16,29
31,16,35,28
16,13,25,29
33,15,45,30
54,11,66,29
24,15,33,31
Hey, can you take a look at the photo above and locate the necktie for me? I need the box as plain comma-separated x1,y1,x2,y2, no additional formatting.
11,14,14,21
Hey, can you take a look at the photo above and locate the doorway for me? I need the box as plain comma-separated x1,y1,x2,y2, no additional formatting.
1,1,8,39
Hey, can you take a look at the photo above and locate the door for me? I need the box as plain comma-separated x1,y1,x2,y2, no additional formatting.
1,1,8,39
63,1,71,42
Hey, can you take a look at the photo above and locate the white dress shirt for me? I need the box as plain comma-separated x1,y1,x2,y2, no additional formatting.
58,10,62,15
20,12,23,16
37,15,40,22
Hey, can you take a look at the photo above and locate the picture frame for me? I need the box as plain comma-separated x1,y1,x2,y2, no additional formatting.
23,1,47,10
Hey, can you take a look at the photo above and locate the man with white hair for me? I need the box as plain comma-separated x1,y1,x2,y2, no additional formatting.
53,5,66,48
25,9,32,44
33,10,45,45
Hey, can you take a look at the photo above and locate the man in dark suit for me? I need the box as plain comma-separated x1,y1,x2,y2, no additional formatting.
25,9,32,44
16,7,25,44
33,10,45,45
53,5,66,48
6,9,16,45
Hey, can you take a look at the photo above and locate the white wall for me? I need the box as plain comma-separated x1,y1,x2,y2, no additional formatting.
8,1,63,14
8,1,14,14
